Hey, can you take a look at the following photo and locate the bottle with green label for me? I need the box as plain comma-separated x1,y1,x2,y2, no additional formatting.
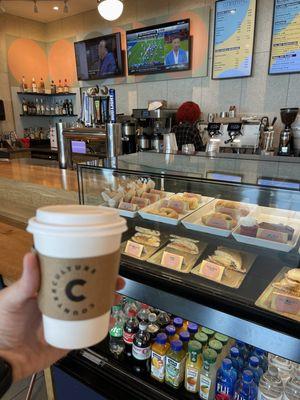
208,338,223,368
199,348,218,400
165,340,186,388
195,331,209,349
201,327,215,339
214,332,229,358
185,340,202,393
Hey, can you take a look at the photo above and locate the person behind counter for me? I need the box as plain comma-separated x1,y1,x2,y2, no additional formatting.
0,252,125,396
94,39,117,77
172,101,204,152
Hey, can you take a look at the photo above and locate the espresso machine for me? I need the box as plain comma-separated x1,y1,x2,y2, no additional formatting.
132,108,177,151
278,108,299,156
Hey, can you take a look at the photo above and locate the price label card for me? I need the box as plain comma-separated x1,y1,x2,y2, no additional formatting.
125,241,144,258
198,260,225,282
161,251,184,270
256,228,288,243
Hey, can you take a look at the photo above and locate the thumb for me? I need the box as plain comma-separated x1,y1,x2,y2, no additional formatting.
5,253,40,306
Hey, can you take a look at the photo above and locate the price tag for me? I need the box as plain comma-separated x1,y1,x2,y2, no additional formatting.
161,251,184,270
198,260,225,282
125,241,144,258
256,228,288,243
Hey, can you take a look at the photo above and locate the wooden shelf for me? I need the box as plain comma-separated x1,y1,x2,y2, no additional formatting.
17,92,77,96
20,114,78,117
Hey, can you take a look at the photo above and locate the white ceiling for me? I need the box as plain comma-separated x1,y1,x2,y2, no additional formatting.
0,0,98,23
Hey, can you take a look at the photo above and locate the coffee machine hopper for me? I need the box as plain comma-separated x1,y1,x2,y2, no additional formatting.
278,108,299,156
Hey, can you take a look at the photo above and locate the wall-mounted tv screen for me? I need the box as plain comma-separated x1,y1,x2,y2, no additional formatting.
126,19,190,75
74,32,123,81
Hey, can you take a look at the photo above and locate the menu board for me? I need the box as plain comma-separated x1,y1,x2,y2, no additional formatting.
212,0,257,79
269,0,300,75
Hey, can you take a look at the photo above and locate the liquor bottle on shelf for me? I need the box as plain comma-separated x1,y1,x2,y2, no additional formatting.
68,99,74,115
57,79,64,93
54,102,60,115
64,78,69,93
62,100,67,115
35,98,41,115
22,98,28,115
40,99,45,115
31,77,37,93
20,76,28,92
132,321,151,375
59,100,63,115
45,102,51,115
39,77,45,94
50,80,56,94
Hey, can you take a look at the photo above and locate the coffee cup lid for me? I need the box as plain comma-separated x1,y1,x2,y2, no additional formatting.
27,205,127,236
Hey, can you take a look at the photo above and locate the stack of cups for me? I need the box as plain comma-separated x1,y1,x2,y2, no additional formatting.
27,205,127,349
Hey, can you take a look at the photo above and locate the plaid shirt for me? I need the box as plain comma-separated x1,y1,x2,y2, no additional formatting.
172,122,204,151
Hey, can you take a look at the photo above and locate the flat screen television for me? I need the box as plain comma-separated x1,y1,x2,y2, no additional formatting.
74,33,123,81
126,19,190,75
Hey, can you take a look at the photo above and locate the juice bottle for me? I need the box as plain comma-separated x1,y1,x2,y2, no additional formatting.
165,325,179,343
165,340,186,389
185,340,202,393
179,331,190,353
151,333,170,383
188,322,198,339
183,320,189,331
174,317,185,335
215,333,229,358
195,331,209,349
208,339,223,368
202,327,215,340
215,358,238,399
199,348,218,400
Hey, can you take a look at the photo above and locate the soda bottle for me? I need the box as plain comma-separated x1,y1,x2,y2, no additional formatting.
251,348,268,372
215,358,238,400
258,366,284,400
137,304,150,323
229,347,244,375
165,325,179,343
283,367,300,400
151,333,169,383
187,322,198,339
123,298,140,317
132,321,151,374
185,340,202,393
147,313,159,341
247,356,263,385
123,309,138,358
199,348,218,400
233,370,258,400
157,311,171,330
109,323,124,359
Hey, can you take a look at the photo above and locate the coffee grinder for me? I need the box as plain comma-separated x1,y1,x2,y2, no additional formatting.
278,108,299,156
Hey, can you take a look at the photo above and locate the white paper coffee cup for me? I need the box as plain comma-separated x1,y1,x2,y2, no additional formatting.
27,205,127,349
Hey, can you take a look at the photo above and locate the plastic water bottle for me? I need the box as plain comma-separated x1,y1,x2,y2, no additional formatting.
235,341,249,363
258,366,283,400
215,358,238,399
229,347,244,375
269,355,294,385
283,368,300,400
247,356,263,385
233,370,258,400
251,348,268,372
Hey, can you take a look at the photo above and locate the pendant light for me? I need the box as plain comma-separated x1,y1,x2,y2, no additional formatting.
97,0,124,21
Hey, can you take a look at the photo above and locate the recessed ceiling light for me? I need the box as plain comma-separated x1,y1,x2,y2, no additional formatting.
53,6,59,11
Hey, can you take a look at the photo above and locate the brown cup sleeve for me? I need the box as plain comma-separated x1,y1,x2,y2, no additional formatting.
38,250,121,321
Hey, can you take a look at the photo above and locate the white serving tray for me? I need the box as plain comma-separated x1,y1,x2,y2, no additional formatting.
138,195,214,226
232,206,300,252
182,199,257,237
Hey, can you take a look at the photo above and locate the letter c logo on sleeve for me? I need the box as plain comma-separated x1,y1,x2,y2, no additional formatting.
65,279,87,302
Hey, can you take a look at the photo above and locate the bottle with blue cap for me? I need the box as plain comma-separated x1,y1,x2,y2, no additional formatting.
215,358,238,399
235,340,249,363
250,348,268,372
233,370,258,400
151,333,169,383
187,322,198,339
165,340,186,388
229,347,244,375
247,356,264,385
179,330,190,353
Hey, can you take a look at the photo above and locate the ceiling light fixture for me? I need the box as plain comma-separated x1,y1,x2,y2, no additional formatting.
53,6,59,11
0,0,6,13
33,0,38,14
63,0,69,13
97,0,124,21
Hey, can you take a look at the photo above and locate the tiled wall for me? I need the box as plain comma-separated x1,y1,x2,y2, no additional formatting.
1,0,300,133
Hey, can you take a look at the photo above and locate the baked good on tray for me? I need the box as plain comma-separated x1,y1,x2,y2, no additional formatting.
202,212,237,230
168,237,199,255
215,200,250,218
257,222,294,242
148,207,179,219
239,216,258,237
208,246,245,273
271,269,300,316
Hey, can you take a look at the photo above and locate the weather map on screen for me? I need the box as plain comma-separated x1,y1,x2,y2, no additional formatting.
126,19,190,75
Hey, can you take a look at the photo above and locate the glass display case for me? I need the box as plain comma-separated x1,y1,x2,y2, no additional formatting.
54,163,300,400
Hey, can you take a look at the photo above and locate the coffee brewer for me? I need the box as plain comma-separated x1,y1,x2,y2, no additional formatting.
278,108,299,156
121,121,137,154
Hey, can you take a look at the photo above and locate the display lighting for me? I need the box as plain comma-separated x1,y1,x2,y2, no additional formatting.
97,0,124,21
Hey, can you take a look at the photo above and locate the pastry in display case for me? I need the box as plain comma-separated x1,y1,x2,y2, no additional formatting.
256,268,300,321
148,235,207,273
121,227,168,261
191,246,257,288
